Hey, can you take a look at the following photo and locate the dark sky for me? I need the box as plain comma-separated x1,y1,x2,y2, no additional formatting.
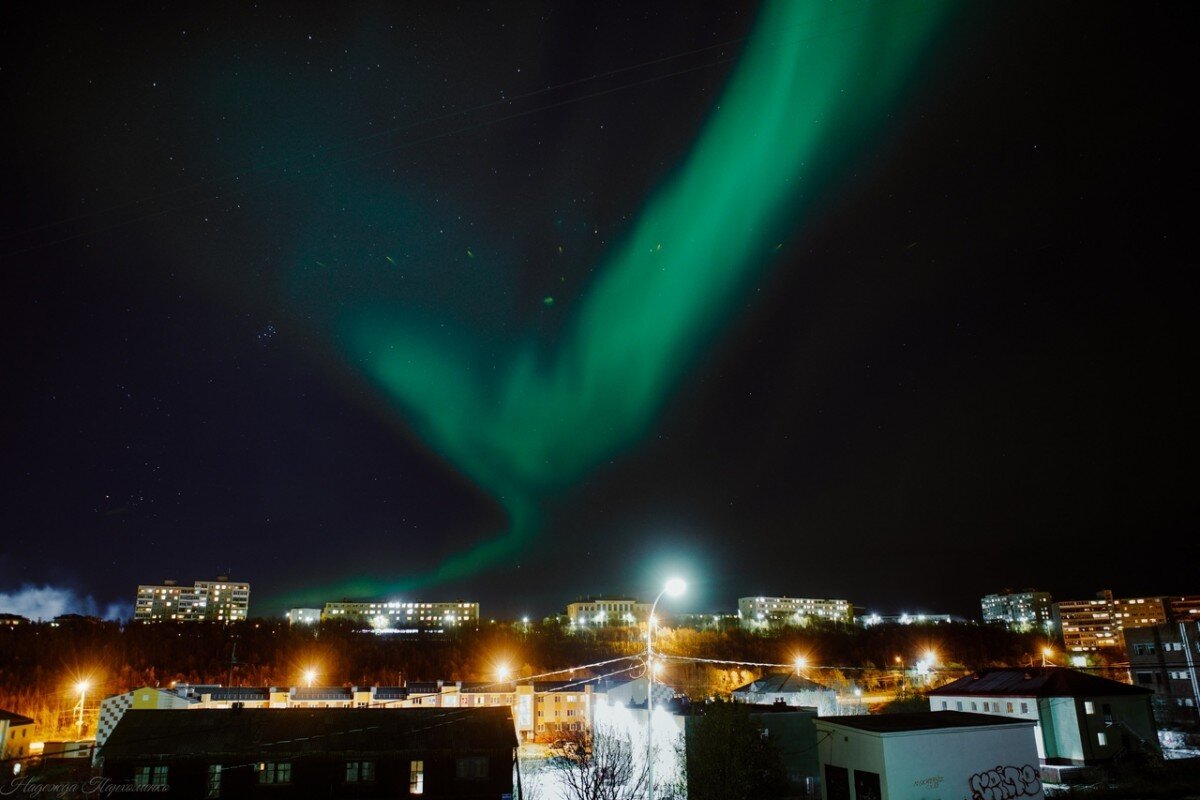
2,2,1193,620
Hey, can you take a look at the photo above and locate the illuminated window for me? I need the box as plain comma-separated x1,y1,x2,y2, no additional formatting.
1097,732,1107,746
1084,701,1095,714
258,762,291,784
409,760,424,794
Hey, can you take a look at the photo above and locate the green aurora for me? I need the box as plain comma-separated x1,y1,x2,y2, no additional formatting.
284,0,953,604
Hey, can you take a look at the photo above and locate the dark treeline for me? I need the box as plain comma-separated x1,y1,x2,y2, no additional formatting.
0,618,1058,734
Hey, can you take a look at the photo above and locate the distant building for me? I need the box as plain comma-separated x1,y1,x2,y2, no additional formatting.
0,613,29,626
566,596,652,626
1125,621,1200,728
982,589,1055,632
133,577,249,623
322,600,478,631
815,712,1043,800
731,672,839,717
1166,595,1200,622
927,667,1158,764
99,707,517,799
286,608,320,625
859,612,967,626
1056,590,1174,651
738,596,852,628
0,709,34,761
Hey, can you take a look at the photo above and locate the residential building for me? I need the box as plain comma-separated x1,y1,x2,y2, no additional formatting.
565,596,652,626
1167,595,1200,622
731,672,839,717
927,667,1158,764
815,712,1043,800
98,707,517,799
0,709,34,761
1125,621,1200,727
1055,590,1120,651
1112,596,1169,634
286,607,320,625
0,613,29,626
322,600,479,630
738,596,852,628
859,612,967,626
982,589,1055,632
133,577,249,623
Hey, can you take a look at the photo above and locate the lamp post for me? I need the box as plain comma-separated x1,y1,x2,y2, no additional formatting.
646,578,685,800
74,680,90,736
1041,647,1053,667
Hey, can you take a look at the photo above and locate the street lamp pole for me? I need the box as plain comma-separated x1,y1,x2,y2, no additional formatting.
646,578,685,800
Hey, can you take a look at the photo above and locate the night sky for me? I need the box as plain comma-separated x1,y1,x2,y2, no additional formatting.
2,2,1193,620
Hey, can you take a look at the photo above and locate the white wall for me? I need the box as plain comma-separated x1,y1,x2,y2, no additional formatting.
817,720,1043,800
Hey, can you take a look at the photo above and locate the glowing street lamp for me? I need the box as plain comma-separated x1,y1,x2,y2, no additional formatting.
303,668,318,688
647,577,685,800
794,656,808,674
495,663,512,682
1041,647,1054,667
74,680,91,736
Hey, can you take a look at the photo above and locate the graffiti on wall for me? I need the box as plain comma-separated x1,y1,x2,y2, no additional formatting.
968,765,1042,800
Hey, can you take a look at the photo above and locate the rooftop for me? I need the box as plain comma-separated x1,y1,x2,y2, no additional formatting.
733,672,832,695
927,667,1152,698
818,711,1032,734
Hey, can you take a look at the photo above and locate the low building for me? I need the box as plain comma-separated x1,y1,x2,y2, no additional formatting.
133,577,250,623
0,613,30,626
286,607,320,625
322,600,479,631
738,596,852,628
815,712,1043,800
1167,595,1200,622
566,596,653,626
99,707,517,799
732,672,839,717
982,589,1055,632
0,709,34,760
858,612,967,626
1125,621,1200,728
927,667,1158,765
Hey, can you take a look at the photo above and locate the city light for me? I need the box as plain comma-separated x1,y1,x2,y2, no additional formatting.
303,668,318,688
664,578,686,597
496,663,512,682
793,656,808,673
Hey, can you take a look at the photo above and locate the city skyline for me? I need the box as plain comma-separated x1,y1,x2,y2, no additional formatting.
2,2,1192,620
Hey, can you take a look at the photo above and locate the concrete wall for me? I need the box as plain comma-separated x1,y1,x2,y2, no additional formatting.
817,720,1043,800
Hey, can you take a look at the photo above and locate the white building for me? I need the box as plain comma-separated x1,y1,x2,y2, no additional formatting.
565,597,653,626
732,672,839,717
285,607,320,625
738,596,852,628
321,599,478,630
816,711,1043,800
927,667,1158,764
982,589,1055,632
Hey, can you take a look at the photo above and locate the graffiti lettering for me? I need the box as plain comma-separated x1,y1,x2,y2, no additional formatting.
968,765,1042,800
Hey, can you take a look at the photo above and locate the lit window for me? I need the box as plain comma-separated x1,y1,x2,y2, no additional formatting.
409,760,424,794
258,762,291,784
1084,701,1095,714
1097,732,1107,746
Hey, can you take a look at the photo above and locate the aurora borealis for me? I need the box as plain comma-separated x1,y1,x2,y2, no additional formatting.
310,0,953,600
2,1,1193,617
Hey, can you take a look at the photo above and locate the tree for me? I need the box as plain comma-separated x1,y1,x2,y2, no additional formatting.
546,725,650,800
684,699,787,800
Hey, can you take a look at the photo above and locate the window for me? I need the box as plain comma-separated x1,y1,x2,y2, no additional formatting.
941,701,947,710
971,702,978,711
456,756,488,780
1137,671,1155,685
1006,702,1014,713
206,765,222,798
345,761,376,783
1097,732,1108,746
983,702,991,712
956,701,963,711
409,760,424,795
258,762,292,784
1084,701,1095,714
853,769,883,800
1020,702,1029,714
135,766,168,786
824,765,850,800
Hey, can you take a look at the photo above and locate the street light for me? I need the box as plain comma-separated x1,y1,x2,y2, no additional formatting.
1041,647,1054,667
303,668,317,688
794,656,808,675
74,680,91,736
647,578,685,800
496,663,512,682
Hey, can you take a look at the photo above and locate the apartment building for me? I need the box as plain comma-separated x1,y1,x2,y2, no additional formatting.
738,596,853,628
321,600,479,631
981,589,1055,632
565,596,652,626
133,577,249,623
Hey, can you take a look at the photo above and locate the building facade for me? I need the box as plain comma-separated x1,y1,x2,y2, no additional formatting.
133,577,249,623
99,707,517,800
322,600,479,630
731,672,839,717
982,589,1055,632
1056,590,1179,651
1125,621,1200,727
1167,595,1200,622
286,608,320,625
738,596,853,628
927,667,1158,765
815,712,1043,800
565,597,652,626
0,709,35,761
